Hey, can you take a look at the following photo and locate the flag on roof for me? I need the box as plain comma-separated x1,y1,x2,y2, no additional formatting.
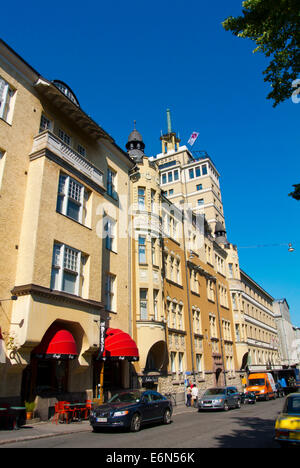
187,132,199,146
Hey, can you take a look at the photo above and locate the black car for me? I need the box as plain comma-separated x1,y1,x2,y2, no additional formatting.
90,390,173,432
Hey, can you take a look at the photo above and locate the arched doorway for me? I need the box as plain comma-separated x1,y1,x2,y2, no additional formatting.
144,341,168,373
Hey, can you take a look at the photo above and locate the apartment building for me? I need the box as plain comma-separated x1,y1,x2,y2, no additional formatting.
150,110,282,381
0,40,136,416
128,124,239,397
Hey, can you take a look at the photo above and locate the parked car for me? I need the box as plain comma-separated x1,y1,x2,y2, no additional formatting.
90,390,173,432
275,393,300,447
198,386,241,411
240,391,256,404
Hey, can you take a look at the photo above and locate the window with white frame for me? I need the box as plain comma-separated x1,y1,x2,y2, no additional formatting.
39,114,52,133
138,235,146,264
0,76,15,123
153,289,159,320
196,354,203,372
178,352,184,373
50,243,86,296
171,352,176,373
105,274,116,311
107,167,117,199
151,238,156,265
138,187,145,210
56,173,89,224
140,289,148,320
105,217,117,252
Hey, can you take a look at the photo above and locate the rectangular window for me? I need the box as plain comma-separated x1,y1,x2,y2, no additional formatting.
161,173,167,185
197,198,204,205
151,238,156,265
105,274,116,311
138,187,145,209
140,289,148,320
174,169,179,181
138,235,146,264
171,352,176,373
56,173,88,224
77,144,86,157
202,164,208,175
0,76,15,123
189,168,194,179
105,217,116,251
169,189,174,196
107,168,117,199
39,114,52,133
195,166,201,177
50,243,86,296
168,172,173,183
153,289,158,320
196,184,202,191
178,352,184,373
58,129,71,146
196,354,202,372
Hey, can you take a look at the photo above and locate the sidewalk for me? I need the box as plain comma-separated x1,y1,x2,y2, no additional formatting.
0,403,196,446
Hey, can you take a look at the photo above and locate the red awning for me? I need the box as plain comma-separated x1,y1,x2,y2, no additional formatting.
33,325,78,360
101,328,139,362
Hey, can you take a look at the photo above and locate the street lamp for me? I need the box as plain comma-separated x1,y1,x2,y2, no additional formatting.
0,295,18,304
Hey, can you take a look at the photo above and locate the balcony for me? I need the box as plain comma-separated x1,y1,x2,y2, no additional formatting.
30,131,104,190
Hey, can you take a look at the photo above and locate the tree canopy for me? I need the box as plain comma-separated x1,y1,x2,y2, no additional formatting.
289,184,300,200
222,0,300,107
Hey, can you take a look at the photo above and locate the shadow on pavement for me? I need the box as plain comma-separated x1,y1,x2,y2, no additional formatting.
214,415,278,448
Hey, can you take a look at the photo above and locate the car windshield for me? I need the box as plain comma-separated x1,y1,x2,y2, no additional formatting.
248,378,265,386
284,397,300,415
108,391,141,403
204,388,226,396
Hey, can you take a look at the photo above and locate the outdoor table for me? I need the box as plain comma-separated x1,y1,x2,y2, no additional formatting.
9,407,26,430
68,403,87,421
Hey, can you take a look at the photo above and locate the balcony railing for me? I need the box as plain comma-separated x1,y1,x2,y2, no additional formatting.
30,131,104,189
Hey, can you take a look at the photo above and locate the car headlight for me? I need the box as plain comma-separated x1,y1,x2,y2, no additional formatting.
261,389,265,393
113,410,129,417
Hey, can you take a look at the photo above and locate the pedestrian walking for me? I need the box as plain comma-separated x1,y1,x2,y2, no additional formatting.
191,385,198,408
186,386,192,407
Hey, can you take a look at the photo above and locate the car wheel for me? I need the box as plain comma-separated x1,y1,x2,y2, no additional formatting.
223,402,229,411
130,413,141,432
92,426,101,433
236,399,241,409
163,408,172,424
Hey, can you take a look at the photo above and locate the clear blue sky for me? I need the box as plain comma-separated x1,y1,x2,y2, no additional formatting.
2,1,299,324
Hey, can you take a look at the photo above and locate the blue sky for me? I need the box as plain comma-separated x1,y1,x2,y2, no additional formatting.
2,1,300,324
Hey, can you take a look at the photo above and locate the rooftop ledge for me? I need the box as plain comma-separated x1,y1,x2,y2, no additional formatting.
30,130,105,191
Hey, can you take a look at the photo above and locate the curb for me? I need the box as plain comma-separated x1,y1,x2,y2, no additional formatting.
0,405,195,446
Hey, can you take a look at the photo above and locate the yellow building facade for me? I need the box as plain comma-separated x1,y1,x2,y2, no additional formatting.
0,40,135,417
127,125,240,400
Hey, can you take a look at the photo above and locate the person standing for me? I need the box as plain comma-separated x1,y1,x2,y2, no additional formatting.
191,385,198,407
186,386,192,407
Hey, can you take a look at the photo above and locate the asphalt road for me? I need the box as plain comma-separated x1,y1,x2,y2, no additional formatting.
3,397,284,449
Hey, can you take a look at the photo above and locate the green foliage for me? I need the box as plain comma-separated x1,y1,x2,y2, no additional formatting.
222,0,300,106
289,184,300,200
25,401,36,412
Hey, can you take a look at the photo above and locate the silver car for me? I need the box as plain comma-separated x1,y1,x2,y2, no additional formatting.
198,386,241,411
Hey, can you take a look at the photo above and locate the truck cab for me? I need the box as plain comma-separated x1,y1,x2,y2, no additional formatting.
246,373,276,401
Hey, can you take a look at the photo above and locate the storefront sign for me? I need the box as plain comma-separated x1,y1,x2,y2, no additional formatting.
97,321,106,360
142,375,159,384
